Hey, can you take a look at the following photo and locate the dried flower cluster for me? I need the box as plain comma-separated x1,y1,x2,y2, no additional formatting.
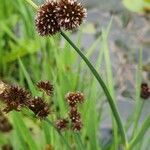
65,91,84,107
35,1,60,36
66,92,84,131
35,0,87,36
140,83,150,100
57,0,87,30
37,81,54,96
69,107,83,131
0,81,85,132
0,110,12,132
2,85,31,113
55,118,69,131
56,91,84,132
27,97,50,118
0,81,52,119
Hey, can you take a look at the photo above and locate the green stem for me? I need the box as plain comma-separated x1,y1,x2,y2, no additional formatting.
60,31,128,147
129,115,150,149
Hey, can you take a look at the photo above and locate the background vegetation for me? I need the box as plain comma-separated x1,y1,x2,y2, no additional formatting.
0,0,149,150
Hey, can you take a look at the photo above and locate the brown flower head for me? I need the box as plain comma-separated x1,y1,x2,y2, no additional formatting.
55,118,69,131
2,85,31,113
37,81,54,96
140,83,150,99
69,107,81,123
27,97,50,118
35,0,60,36
65,91,84,107
72,120,83,132
57,0,87,30
0,111,12,132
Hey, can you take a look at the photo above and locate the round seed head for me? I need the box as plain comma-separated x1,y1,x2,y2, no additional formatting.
140,83,150,99
57,0,87,30
35,1,60,36
27,97,50,119
2,85,31,113
65,91,84,107
72,120,83,132
55,118,69,131
37,81,54,96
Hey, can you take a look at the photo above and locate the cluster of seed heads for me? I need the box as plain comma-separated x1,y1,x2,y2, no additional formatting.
0,81,54,118
0,81,85,132
35,0,87,36
56,91,84,132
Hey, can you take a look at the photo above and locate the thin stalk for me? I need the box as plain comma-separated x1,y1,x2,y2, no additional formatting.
24,0,128,147
45,118,71,150
60,31,127,147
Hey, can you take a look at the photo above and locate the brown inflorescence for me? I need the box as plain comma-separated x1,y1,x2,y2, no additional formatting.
57,0,87,30
0,110,12,132
65,91,84,107
35,1,60,36
68,107,80,123
35,0,87,36
140,83,150,99
1,85,31,113
72,120,83,132
55,118,69,131
37,81,54,96
27,97,50,118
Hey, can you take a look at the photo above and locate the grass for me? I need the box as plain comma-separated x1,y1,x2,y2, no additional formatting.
0,0,150,150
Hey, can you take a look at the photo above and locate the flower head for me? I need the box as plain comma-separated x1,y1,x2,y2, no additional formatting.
140,83,150,99
35,1,60,36
72,120,83,132
27,97,50,118
57,0,87,30
69,107,81,123
2,85,31,113
37,81,54,96
65,91,84,107
55,118,69,131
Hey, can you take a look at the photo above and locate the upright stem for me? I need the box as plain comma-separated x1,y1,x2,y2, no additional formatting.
60,31,128,147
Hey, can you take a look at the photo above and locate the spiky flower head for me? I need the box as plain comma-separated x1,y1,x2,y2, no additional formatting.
37,81,54,96
35,0,60,36
65,91,84,107
55,118,69,131
72,120,83,132
2,85,31,113
140,83,150,99
57,0,87,30
69,107,81,123
27,97,50,118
